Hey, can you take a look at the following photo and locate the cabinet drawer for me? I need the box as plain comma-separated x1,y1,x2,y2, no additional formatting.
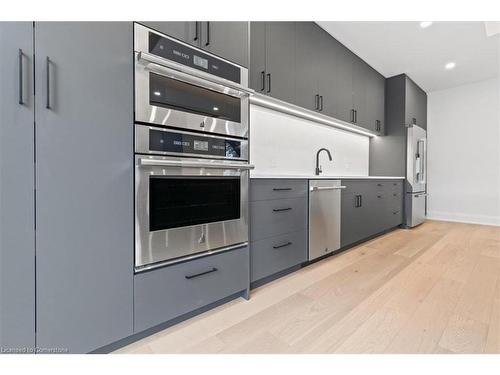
250,197,307,241
250,179,308,202
250,230,307,283
134,246,249,333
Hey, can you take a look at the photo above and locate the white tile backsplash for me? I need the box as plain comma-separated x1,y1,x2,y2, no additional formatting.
249,104,370,177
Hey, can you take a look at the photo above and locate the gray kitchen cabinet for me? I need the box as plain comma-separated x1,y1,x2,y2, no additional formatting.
141,21,199,47
250,178,308,201
405,76,427,129
249,179,308,285
134,246,249,333
250,22,386,134
366,67,386,134
265,22,296,103
141,21,249,67
249,22,267,93
369,74,427,177
317,33,341,118
352,59,386,133
201,22,249,67
250,230,307,283
34,22,134,353
294,22,321,111
329,40,355,123
249,22,296,103
0,21,36,351
341,179,403,248
352,58,369,127
250,198,307,241
294,22,339,116
341,180,370,247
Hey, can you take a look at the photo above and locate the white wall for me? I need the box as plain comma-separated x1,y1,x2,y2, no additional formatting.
427,77,500,226
250,105,370,177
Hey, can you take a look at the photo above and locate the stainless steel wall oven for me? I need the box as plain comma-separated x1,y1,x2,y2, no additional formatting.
133,23,253,272
135,127,253,271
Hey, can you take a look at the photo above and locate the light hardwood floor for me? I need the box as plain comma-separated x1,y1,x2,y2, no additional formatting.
116,221,500,354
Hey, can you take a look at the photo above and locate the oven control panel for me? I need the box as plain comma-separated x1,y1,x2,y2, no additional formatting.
146,128,244,160
148,31,241,84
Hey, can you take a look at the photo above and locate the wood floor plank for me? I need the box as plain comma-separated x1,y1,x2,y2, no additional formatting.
115,221,500,354
385,277,464,353
485,279,500,354
438,314,489,354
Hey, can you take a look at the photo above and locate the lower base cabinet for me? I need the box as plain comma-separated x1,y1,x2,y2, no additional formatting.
341,179,403,247
249,179,308,285
250,230,307,283
134,246,249,333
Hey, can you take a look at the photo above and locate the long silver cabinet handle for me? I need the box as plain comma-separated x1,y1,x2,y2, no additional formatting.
139,158,255,170
310,186,346,192
45,56,51,109
137,52,254,96
18,49,24,105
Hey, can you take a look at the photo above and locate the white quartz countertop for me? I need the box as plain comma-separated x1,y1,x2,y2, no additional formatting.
250,175,405,180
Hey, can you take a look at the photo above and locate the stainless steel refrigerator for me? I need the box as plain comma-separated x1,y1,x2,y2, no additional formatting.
405,124,427,227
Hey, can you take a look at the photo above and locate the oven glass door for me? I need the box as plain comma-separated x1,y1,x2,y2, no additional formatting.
149,176,241,231
135,53,249,138
149,73,241,122
135,156,249,270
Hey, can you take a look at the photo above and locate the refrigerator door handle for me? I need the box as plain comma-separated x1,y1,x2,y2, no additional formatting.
415,139,426,183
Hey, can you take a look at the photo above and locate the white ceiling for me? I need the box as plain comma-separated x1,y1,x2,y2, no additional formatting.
317,21,499,92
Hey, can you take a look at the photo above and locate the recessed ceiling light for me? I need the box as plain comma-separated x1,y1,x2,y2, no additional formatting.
153,91,161,96
420,21,433,29
445,62,456,70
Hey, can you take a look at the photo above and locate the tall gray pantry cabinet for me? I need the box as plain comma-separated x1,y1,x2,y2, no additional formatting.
0,22,36,351
0,22,134,353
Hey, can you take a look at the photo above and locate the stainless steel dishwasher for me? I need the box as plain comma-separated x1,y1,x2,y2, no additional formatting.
308,180,344,261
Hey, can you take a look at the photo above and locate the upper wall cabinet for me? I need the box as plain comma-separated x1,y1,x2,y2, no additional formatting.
250,22,296,103
141,22,199,47
353,60,386,134
201,22,249,69
294,22,321,111
141,21,249,67
405,76,427,129
250,22,386,135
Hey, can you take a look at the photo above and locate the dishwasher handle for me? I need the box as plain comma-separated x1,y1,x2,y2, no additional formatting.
310,186,346,192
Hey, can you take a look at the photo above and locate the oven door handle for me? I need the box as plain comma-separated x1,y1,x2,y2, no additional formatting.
139,158,255,170
137,52,254,97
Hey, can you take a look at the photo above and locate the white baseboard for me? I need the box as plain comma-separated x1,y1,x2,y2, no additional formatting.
427,211,500,227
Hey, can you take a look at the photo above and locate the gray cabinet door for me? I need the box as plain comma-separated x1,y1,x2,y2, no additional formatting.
318,31,340,118
331,40,354,123
341,181,368,247
352,58,369,128
34,22,134,353
134,246,249,333
250,230,306,283
201,22,249,67
265,22,296,103
249,22,267,93
415,84,428,129
365,66,386,133
0,21,36,350
374,71,386,134
141,21,199,46
294,22,320,111
405,76,427,129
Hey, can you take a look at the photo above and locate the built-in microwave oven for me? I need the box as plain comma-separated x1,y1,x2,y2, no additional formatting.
134,23,251,138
